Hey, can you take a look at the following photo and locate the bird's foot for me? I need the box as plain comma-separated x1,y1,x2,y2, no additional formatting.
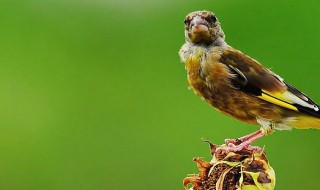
219,129,265,153
216,144,263,154
224,138,240,146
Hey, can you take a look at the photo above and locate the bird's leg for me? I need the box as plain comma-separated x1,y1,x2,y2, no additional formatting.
221,130,265,152
219,122,275,153
225,130,263,146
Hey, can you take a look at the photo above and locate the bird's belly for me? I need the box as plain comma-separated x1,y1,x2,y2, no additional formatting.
202,88,259,124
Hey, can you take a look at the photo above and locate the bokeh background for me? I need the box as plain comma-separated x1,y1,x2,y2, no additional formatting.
0,0,320,189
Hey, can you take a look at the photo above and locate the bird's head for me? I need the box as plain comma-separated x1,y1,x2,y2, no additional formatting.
183,11,225,46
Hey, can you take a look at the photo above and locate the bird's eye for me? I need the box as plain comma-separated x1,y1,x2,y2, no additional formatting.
184,18,189,25
206,15,217,24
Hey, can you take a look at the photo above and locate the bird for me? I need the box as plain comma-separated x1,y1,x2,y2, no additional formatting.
179,10,320,152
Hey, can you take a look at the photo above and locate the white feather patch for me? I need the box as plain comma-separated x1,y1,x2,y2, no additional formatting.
257,117,295,131
283,92,316,110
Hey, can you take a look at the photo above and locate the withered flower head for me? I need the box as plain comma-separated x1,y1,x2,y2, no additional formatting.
183,142,275,190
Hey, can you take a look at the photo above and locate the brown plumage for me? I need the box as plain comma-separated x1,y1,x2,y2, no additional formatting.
179,10,320,151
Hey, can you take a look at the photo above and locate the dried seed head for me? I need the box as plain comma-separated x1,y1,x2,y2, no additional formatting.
183,142,275,190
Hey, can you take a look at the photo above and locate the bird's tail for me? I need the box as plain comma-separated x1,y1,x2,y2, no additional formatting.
292,116,320,129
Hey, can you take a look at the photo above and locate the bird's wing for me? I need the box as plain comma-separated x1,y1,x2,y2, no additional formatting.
219,49,320,117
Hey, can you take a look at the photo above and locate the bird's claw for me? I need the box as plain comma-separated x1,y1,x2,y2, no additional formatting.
216,144,263,154
225,138,242,146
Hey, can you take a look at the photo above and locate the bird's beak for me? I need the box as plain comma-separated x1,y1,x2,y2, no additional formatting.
190,16,209,34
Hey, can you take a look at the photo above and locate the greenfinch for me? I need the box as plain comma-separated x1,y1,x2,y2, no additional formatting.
179,10,320,151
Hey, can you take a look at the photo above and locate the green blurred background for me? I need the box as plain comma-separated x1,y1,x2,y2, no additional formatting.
0,0,320,189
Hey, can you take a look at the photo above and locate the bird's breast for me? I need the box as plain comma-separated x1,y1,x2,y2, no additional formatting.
185,48,208,97
184,47,259,124
185,47,232,98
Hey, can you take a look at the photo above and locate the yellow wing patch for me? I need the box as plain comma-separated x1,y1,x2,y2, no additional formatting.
259,93,298,111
